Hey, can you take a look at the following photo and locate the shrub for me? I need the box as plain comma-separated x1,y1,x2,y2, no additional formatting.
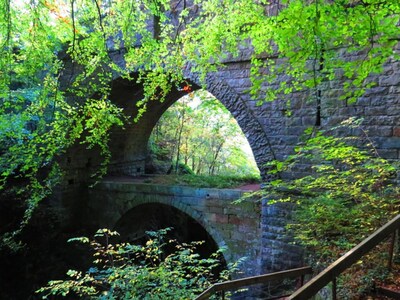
265,128,399,297
37,228,237,299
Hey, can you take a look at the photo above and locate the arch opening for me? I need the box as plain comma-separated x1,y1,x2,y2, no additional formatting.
145,89,261,179
114,203,227,275
100,75,266,181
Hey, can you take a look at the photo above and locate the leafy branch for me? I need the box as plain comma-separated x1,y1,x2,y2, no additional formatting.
37,228,237,299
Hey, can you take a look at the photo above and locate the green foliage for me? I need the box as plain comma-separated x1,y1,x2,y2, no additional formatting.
175,174,260,189
1,0,398,245
0,0,127,240
142,174,259,189
37,228,236,299
149,90,260,177
265,126,399,296
184,0,400,103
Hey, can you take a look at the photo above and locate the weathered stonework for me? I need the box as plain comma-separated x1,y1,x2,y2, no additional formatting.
86,179,262,277
58,36,400,279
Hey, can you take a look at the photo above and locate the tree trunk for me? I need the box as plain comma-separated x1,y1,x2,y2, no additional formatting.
175,107,186,173
210,142,223,176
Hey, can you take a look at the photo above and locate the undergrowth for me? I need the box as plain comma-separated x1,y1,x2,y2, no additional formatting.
264,125,400,298
143,174,260,189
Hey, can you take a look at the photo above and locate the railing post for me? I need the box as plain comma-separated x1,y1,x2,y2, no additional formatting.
388,231,396,270
221,290,225,300
332,277,337,300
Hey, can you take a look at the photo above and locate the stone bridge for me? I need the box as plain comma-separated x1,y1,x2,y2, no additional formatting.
57,8,400,278
59,47,400,277
84,178,262,276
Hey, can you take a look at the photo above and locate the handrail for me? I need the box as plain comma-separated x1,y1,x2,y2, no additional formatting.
195,266,313,300
289,214,400,300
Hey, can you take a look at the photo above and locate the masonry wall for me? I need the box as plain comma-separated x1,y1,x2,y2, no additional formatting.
86,180,262,277
202,46,400,273
59,38,400,276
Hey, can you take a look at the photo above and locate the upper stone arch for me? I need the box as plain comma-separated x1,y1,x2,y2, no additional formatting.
103,71,274,181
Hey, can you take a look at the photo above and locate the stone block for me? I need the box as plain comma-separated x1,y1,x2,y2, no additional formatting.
322,115,347,126
263,224,285,234
230,230,246,241
355,96,371,106
285,117,303,126
386,106,400,116
286,126,308,136
379,74,400,86
204,190,219,200
207,205,224,214
223,206,242,215
368,116,398,126
365,86,389,97
228,215,243,226
206,213,229,224
302,116,317,126
218,189,242,199
393,127,400,137
389,85,400,94
376,149,398,159
374,137,400,149
325,88,343,98
179,186,198,197
338,106,365,116
238,224,256,234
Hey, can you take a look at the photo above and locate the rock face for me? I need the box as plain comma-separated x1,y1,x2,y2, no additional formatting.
58,40,400,277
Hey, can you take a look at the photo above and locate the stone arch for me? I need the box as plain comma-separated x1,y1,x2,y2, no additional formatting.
112,199,231,264
186,72,276,179
104,71,272,180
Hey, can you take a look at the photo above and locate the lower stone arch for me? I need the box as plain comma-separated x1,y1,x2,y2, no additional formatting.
113,199,231,265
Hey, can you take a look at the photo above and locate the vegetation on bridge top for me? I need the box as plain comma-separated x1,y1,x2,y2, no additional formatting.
140,174,260,189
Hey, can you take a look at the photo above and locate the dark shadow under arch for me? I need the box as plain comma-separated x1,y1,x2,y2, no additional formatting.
114,203,224,263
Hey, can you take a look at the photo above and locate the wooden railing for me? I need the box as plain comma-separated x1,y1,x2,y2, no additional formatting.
195,266,313,300
289,214,400,300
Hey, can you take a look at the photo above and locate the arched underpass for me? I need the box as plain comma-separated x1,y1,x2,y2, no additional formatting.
85,180,263,277
114,202,227,275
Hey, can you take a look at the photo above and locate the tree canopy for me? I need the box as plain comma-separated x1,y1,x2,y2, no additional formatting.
0,0,399,237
